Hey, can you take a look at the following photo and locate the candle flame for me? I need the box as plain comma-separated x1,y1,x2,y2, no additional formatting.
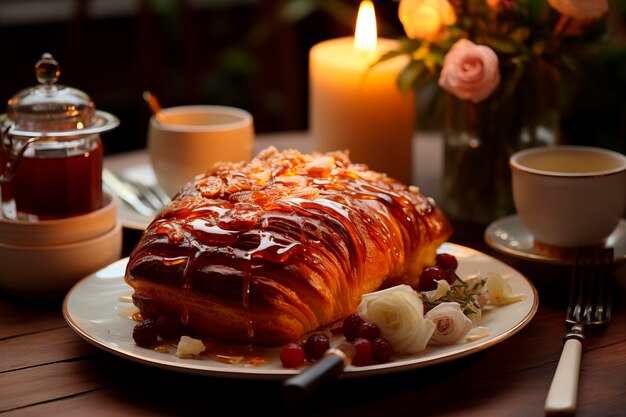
354,0,377,54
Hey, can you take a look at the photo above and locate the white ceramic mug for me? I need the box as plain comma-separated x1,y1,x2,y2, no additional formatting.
148,105,254,197
510,145,626,248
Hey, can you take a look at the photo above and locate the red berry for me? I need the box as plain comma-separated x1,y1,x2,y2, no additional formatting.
372,337,394,364
343,313,364,341
356,322,381,340
132,319,158,346
156,316,181,340
436,253,458,272
280,342,305,368
351,338,373,366
444,271,457,285
304,333,330,361
419,266,449,291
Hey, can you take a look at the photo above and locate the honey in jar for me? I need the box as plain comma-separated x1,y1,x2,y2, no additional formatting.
0,53,118,219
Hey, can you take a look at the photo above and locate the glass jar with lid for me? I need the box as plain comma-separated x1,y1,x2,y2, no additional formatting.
0,53,119,220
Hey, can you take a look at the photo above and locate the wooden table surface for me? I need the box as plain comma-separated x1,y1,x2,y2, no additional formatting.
1,133,625,417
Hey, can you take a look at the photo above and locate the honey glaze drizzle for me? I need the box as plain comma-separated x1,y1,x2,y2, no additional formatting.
162,256,187,267
179,254,196,326
117,306,140,320
242,264,253,339
121,299,269,365
202,340,268,366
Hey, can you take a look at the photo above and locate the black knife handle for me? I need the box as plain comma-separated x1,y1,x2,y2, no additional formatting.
280,350,346,406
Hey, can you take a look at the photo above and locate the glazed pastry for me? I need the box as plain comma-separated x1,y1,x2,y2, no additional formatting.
125,147,452,346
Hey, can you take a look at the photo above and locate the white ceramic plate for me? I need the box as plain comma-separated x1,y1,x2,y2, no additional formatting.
63,242,538,380
485,215,626,265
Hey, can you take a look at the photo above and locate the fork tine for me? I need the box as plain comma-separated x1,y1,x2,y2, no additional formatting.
568,252,588,325
566,265,579,324
565,266,582,324
593,276,606,324
582,259,594,323
133,181,165,211
567,248,614,326
591,248,614,325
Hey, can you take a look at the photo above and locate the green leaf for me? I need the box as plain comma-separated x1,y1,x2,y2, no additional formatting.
428,49,445,67
398,37,422,53
374,50,409,66
510,27,531,43
486,37,518,54
413,72,437,92
280,0,317,22
372,38,421,67
397,60,425,94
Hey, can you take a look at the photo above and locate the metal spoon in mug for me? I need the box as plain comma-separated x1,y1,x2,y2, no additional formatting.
142,91,167,124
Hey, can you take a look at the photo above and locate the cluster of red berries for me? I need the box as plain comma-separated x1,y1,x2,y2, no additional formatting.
279,312,393,368
418,252,459,291
279,252,460,369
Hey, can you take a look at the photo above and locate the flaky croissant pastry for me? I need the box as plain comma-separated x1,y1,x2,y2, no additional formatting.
125,147,452,346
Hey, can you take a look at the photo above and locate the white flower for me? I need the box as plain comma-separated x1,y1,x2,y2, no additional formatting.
425,302,473,345
485,272,525,305
425,279,450,302
176,335,205,358
548,0,608,20
462,274,485,294
358,285,435,354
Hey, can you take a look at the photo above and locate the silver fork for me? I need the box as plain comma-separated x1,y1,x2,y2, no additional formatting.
118,173,171,210
544,248,614,416
102,169,169,217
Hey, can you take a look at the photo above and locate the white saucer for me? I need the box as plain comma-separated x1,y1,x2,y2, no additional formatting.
484,215,626,265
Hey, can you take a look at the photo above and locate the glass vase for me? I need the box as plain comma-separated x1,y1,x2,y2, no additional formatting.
441,71,560,225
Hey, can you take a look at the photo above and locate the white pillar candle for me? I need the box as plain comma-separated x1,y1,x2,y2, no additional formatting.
309,3,415,183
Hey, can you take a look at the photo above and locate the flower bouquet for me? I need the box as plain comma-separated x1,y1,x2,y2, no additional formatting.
379,0,610,224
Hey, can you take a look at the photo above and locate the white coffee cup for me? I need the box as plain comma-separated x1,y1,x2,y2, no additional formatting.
510,145,626,248
148,105,254,197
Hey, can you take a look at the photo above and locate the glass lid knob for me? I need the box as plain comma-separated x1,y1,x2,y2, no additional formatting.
35,53,60,87
2,52,120,138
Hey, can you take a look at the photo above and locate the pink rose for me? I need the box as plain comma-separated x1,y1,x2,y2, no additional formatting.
425,302,473,345
398,0,456,40
438,39,500,103
548,0,609,20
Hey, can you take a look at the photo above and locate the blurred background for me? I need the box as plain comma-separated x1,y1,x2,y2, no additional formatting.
0,0,624,156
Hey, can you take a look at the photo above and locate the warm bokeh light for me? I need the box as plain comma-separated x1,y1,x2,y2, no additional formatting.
354,0,377,54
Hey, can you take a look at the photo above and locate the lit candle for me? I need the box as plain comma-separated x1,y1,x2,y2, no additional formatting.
309,1,415,183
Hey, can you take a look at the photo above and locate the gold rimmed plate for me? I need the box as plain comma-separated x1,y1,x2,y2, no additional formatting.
63,242,538,379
